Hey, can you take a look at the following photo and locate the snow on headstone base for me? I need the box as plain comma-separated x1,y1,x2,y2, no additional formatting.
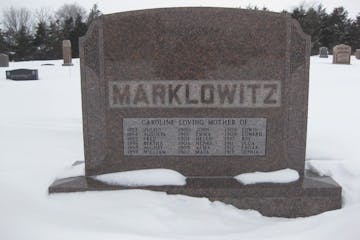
49,169,341,218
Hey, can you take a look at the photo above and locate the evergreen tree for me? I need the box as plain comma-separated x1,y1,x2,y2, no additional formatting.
69,14,88,58
320,7,352,52
349,14,360,51
1,4,359,61
47,20,63,59
0,29,8,53
62,17,74,40
33,21,48,59
291,4,328,55
13,25,35,61
291,5,306,25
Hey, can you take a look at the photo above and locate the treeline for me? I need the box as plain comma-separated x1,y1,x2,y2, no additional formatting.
245,4,360,55
0,3,359,61
0,3,101,61
288,4,360,55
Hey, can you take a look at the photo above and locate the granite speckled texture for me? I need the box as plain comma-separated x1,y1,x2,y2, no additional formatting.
333,44,351,64
79,7,310,177
49,7,342,217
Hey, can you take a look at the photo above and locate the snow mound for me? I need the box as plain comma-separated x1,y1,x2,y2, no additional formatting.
92,169,187,187
235,168,299,185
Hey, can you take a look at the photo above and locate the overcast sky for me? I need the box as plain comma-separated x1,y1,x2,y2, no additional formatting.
1,0,360,18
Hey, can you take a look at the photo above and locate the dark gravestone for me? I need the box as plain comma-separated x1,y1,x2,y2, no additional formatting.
355,49,360,60
319,47,328,58
6,69,39,80
333,44,351,64
49,8,341,217
0,53,9,67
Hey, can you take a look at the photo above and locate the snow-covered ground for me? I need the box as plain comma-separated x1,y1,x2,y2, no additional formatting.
0,57,360,239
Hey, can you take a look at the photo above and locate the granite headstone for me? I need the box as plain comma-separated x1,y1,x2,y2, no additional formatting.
333,44,351,64
0,53,9,67
355,49,360,60
62,40,73,66
49,8,341,217
6,69,38,80
319,47,328,58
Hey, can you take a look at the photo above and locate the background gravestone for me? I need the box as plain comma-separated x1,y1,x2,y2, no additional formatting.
0,53,9,67
49,8,341,217
355,49,360,60
319,47,328,58
6,69,39,80
333,44,351,64
62,40,73,66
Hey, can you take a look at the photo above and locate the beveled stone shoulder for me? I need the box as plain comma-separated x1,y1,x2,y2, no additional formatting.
85,7,309,43
79,16,103,45
289,17,311,42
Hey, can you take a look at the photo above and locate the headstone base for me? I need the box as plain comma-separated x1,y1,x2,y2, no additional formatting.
49,170,341,218
62,63,74,66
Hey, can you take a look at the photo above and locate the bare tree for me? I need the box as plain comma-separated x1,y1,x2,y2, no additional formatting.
34,7,53,25
2,7,33,33
55,3,86,23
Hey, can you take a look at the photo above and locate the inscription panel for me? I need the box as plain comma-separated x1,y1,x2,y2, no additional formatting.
336,53,349,62
123,118,267,156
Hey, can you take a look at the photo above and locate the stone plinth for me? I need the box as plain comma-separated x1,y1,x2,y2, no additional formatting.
49,170,341,218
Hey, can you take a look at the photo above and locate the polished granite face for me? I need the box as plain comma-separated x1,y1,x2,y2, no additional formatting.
79,7,311,177
333,44,351,64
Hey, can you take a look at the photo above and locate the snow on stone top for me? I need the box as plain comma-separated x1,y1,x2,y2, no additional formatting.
235,168,299,185
92,169,187,187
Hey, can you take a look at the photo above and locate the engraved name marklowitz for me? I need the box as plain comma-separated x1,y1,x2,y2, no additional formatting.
110,80,281,108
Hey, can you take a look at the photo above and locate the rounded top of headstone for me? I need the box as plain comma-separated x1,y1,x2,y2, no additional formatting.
105,6,286,17
333,44,351,51
62,40,71,47
84,7,308,41
80,7,310,81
